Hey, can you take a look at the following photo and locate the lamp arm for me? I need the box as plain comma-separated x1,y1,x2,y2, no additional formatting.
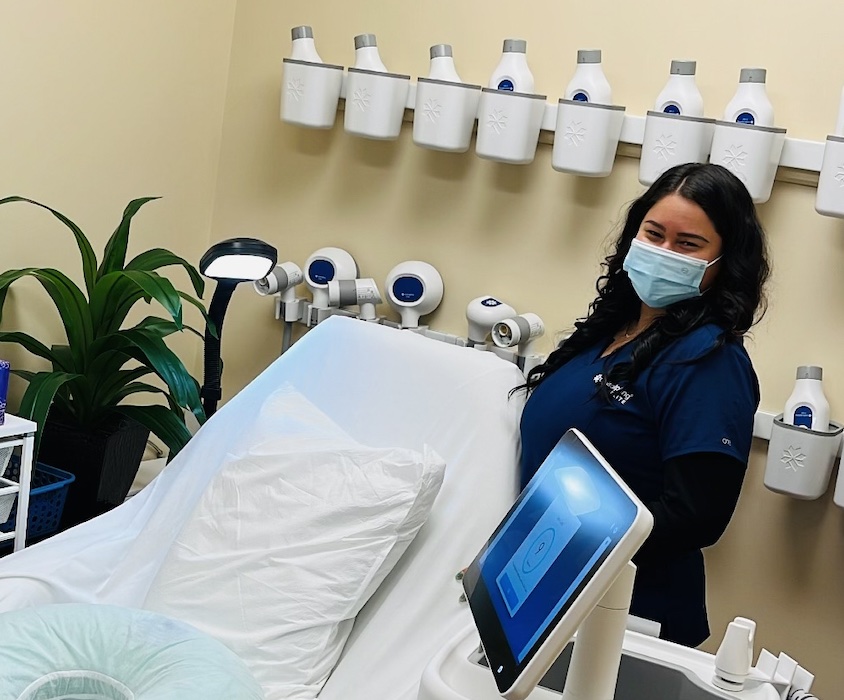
202,280,238,417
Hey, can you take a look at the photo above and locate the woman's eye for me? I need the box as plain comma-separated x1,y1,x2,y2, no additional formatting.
644,230,663,239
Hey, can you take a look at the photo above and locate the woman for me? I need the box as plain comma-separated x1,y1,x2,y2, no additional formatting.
518,162,770,647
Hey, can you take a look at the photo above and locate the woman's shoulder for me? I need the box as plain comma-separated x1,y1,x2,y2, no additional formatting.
657,323,750,365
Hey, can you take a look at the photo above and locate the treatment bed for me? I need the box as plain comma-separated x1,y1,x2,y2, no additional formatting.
0,315,526,699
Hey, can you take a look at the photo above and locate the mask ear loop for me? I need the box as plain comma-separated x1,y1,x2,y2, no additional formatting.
699,255,723,296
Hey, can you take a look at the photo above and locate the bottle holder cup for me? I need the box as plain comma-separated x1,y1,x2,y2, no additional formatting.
833,454,844,509
763,416,843,500
815,135,844,219
638,112,715,185
412,78,482,153
708,121,786,204
281,59,345,129
552,100,625,177
475,88,547,165
343,68,411,140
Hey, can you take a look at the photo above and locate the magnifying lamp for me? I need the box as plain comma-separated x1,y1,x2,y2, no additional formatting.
199,237,277,416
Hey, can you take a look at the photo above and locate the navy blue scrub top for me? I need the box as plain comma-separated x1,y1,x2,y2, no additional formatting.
519,324,759,644
520,324,758,493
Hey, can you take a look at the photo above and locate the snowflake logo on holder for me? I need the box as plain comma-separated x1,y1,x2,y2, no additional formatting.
780,445,807,472
287,78,305,102
564,121,587,146
423,98,442,123
352,88,371,112
487,108,508,134
721,145,748,171
835,164,844,187
653,135,677,161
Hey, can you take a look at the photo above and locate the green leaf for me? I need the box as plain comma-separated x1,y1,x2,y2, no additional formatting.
89,270,183,334
90,328,205,425
0,196,98,297
0,331,64,368
0,268,93,367
17,370,82,455
115,404,193,457
130,316,204,341
97,197,159,280
178,291,217,339
89,367,153,413
127,248,205,298
111,381,169,404
50,345,75,373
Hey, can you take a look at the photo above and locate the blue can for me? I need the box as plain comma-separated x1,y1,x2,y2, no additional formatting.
0,359,9,426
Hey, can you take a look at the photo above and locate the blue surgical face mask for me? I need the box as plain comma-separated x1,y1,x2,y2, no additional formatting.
622,238,722,308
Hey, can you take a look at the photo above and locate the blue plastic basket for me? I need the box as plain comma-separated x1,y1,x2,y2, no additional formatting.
0,457,75,541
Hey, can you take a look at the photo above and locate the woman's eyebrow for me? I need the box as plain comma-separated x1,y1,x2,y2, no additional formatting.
643,219,666,230
677,232,709,242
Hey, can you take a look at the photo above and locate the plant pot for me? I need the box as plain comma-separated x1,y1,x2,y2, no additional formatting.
37,414,150,529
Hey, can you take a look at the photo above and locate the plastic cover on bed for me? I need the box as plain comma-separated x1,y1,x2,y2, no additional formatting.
0,315,525,700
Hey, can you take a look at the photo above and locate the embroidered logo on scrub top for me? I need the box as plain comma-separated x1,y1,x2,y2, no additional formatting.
593,373,634,405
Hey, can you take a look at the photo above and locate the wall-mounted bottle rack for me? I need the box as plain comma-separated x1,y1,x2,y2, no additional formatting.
283,59,844,214
343,79,826,186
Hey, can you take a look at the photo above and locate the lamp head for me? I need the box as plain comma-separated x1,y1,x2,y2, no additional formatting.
200,237,277,282
384,261,444,328
304,247,359,308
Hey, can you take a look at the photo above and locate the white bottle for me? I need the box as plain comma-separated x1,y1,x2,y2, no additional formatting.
427,44,461,83
834,86,844,136
722,68,774,127
563,49,612,105
784,366,830,431
289,25,322,63
353,33,388,72
653,60,704,117
488,39,535,93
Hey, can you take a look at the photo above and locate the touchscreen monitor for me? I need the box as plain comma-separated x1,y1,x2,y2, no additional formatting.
462,428,653,700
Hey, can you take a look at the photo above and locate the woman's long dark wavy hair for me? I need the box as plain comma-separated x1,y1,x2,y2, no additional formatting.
522,162,770,395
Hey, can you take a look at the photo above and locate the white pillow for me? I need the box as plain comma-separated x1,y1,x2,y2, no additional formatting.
144,386,445,700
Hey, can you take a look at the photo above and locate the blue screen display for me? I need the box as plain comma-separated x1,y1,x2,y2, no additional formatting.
392,276,424,303
308,259,336,285
478,432,638,663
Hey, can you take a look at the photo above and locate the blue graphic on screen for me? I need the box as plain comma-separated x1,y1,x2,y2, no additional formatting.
479,434,637,663
496,496,581,616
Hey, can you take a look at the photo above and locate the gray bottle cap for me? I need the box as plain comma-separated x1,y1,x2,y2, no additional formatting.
354,34,378,49
739,68,767,84
577,49,602,64
670,60,696,76
291,26,314,41
430,44,453,59
502,39,527,53
797,366,823,380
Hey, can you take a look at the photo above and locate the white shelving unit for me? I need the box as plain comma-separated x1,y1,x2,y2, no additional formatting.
0,414,37,552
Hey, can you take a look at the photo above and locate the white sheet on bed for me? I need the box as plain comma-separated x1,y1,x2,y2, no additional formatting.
0,315,526,700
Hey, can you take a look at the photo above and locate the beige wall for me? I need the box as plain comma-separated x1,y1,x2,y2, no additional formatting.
0,0,238,404
212,0,844,696
3,0,844,696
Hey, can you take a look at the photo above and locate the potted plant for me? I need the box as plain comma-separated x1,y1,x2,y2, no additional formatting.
0,195,208,527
